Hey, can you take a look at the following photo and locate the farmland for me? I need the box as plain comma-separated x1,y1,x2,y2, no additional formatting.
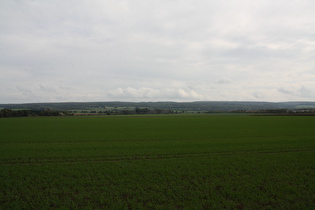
0,115,314,209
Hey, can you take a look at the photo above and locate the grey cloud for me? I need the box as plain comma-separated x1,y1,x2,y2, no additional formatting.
278,86,315,99
1,0,315,103
251,92,265,99
297,86,314,98
278,88,292,95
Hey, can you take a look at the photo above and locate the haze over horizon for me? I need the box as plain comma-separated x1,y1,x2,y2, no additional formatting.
1,0,315,103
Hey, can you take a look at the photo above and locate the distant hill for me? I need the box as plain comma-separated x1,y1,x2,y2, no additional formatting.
1,101,315,112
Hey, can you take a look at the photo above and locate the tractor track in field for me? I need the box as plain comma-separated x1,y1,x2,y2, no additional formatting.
1,148,314,165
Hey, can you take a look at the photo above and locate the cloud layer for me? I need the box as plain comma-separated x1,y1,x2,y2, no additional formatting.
1,0,315,103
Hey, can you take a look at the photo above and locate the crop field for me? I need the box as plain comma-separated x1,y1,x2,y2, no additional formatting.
0,115,314,209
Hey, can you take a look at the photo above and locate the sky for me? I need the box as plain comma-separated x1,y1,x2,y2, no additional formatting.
1,0,315,103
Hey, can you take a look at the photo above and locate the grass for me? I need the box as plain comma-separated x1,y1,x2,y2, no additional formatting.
0,115,314,209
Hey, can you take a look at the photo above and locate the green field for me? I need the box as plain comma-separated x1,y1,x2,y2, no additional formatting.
0,115,314,209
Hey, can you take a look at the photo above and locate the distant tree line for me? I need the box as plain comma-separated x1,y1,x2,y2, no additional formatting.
2,107,315,117
0,109,29,117
0,109,70,117
69,107,181,116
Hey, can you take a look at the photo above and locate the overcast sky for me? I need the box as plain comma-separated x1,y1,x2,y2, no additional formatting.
1,0,315,103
